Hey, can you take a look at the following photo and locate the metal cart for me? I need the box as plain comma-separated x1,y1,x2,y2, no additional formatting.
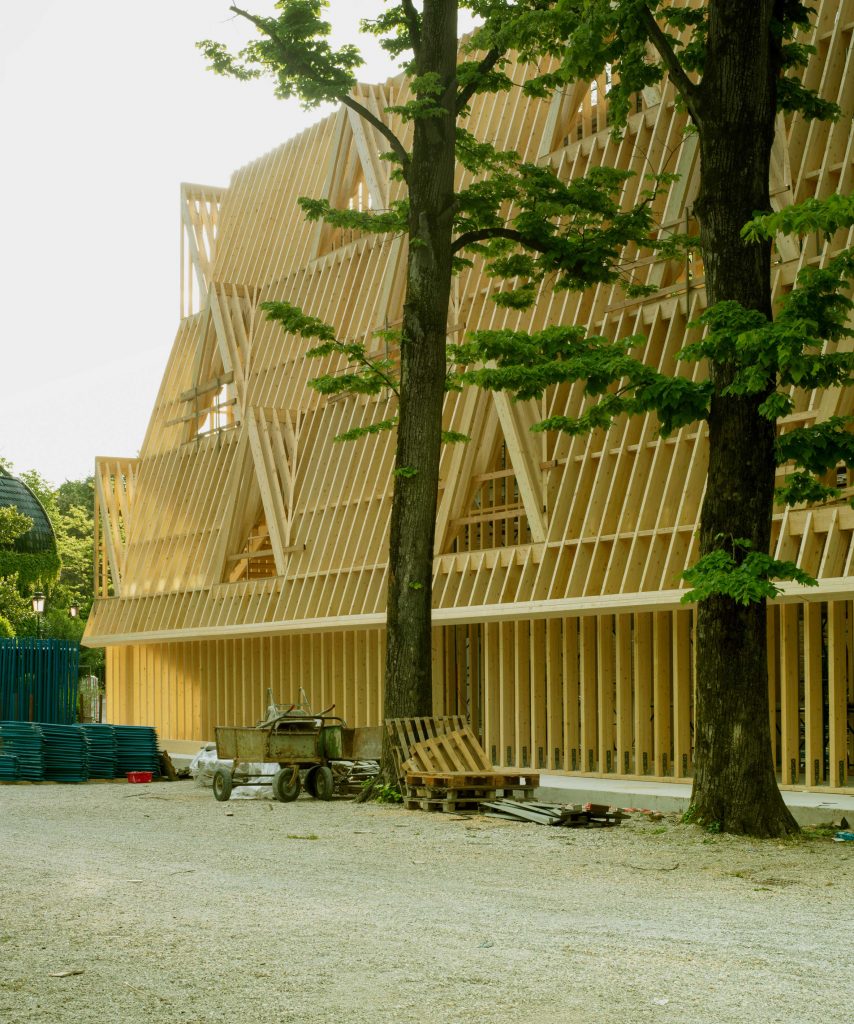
213,707,345,802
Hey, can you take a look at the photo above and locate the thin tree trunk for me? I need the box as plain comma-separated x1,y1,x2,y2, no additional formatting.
690,0,798,835
382,1,458,780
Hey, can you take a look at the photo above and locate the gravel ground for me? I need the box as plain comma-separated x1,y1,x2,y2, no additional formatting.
1,780,852,1024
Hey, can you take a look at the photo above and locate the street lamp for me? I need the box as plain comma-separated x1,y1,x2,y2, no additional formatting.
69,603,79,620
32,591,45,639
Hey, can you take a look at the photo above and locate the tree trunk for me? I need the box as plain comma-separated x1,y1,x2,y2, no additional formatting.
690,0,798,835
381,1,458,780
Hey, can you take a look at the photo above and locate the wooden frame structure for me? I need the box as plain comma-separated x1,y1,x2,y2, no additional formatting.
85,1,854,792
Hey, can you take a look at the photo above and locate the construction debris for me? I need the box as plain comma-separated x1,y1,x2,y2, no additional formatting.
481,799,627,828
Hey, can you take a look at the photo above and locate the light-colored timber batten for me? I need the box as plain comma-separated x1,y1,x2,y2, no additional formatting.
86,0,854,791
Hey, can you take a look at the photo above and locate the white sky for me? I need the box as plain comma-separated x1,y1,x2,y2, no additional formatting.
0,1,465,486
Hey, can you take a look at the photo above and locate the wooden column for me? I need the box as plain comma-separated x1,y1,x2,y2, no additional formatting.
653,612,672,777
803,603,823,788
546,619,564,769
634,614,653,774
563,618,580,772
597,616,615,773
827,601,848,788
580,617,598,773
672,609,692,779
615,614,633,776
779,604,801,786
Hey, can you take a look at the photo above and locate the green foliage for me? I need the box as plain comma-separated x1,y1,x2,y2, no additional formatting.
387,72,449,121
451,327,711,436
456,193,854,607
261,300,337,343
776,417,854,477
198,1,363,107
367,779,403,804
453,163,665,309
477,0,838,136
0,463,96,656
297,197,408,235
393,466,418,479
0,573,33,637
0,550,60,592
743,193,854,242
681,537,817,605
0,506,32,547
335,418,399,443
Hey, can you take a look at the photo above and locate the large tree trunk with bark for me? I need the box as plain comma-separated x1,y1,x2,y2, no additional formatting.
382,1,458,778
690,0,798,835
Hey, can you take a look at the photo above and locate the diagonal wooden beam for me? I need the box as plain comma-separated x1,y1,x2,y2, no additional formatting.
434,388,489,555
246,409,287,576
491,393,547,543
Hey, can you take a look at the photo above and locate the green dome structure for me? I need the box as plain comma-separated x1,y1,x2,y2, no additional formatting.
0,468,56,555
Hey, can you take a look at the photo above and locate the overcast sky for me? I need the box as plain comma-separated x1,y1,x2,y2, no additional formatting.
0,1,456,486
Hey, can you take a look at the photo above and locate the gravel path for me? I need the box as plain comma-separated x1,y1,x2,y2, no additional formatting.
1,781,852,1024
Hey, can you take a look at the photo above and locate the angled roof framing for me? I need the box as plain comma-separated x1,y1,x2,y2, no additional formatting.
85,0,854,647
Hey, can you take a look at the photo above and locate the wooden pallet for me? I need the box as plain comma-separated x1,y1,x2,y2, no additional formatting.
385,715,468,784
386,717,540,812
404,770,537,800
401,727,492,775
403,784,497,812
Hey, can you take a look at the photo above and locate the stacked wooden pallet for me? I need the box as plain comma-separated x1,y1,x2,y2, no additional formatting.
385,717,538,813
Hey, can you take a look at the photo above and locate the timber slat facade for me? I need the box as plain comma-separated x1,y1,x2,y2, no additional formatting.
84,1,854,792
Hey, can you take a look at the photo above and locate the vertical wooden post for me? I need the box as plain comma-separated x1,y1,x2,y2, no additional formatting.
615,614,633,776
803,603,823,788
563,618,580,772
514,620,532,768
530,619,548,769
580,617,598,773
779,604,800,786
546,619,563,769
653,612,672,777
827,601,848,787
483,622,500,765
468,624,481,737
766,605,778,770
596,615,615,773
634,613,653,774
672,609,692,779
499,621,515,767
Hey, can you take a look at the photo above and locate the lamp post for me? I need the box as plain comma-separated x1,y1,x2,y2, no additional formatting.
69,603,79,620
31,591,45,639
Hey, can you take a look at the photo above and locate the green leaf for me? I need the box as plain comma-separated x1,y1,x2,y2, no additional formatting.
681,538,818,605
334,417,399,443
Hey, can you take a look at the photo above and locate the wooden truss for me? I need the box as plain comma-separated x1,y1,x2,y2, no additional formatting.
87,0,854,791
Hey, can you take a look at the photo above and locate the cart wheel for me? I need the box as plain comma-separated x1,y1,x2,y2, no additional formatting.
314,765,334,801
273,767,301,802
304,766,319,799
212,767,233,802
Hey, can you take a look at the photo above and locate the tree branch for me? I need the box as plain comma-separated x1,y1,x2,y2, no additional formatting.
229,5,410,177
455,48,504,114
400,0,422,57
636,6,703,124
451,227,552,255
340,95,411,178
230,4,272,35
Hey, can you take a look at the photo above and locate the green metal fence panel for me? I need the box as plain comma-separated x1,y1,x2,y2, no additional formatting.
0,639,80,724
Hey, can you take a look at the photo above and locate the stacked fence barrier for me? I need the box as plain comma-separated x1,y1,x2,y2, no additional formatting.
0,639,80,724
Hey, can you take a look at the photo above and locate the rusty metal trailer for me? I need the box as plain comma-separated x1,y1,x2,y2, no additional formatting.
213,712,345,802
